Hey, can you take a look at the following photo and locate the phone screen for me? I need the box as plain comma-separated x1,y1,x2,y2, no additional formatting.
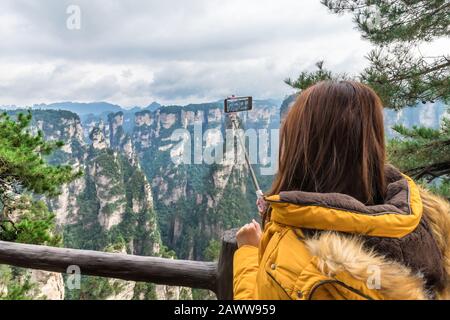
224,96,252,113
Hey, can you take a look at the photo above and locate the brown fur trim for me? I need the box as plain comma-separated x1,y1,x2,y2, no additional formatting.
420,188,450,299
304,232,429,300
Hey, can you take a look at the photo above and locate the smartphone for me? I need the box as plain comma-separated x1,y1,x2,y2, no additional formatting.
224,96,253,113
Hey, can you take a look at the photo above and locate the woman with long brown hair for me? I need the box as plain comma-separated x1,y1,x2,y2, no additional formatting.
234,81,450,300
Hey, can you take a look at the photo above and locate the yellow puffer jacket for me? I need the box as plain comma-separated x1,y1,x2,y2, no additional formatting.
233,167,450,300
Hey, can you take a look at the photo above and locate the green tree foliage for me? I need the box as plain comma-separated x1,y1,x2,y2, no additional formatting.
322,0,449,109
0,197,61,246
287,1,449,194
285,61,349,90
388,118,450,198
203,239,220,262
0,111,81,242
0,111,81,299
0,266,36,300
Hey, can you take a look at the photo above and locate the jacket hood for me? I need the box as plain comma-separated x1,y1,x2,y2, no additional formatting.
301,187,450,299
303,232,431,299
263,166,449,297
265,166,422,238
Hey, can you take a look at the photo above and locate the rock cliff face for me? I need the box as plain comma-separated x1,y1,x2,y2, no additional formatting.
36,100,281,268
0,266,65,300
131,101,280,259
28,110,181,300
29,271,65,300
4,100,281,299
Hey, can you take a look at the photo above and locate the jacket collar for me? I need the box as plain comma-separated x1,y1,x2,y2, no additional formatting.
265,166,423,238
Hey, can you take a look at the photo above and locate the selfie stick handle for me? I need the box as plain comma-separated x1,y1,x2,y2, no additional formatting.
231,115,263,199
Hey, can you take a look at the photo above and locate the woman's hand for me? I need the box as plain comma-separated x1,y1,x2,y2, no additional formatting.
236,219,262,248
256,197,268,217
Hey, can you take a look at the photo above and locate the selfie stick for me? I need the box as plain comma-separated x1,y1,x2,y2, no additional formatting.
230,114,264,200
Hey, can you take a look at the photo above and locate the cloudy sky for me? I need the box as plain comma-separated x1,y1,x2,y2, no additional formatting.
0,0,377,108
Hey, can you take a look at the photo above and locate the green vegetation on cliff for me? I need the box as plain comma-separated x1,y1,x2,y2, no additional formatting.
63,142,163,299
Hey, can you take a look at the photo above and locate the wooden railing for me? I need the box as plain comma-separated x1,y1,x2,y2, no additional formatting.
0,229,238,300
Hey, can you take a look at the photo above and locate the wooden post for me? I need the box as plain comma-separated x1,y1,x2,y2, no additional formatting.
215,228,238,300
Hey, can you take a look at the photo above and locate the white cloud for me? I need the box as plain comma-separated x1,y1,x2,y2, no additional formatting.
0,0,378,107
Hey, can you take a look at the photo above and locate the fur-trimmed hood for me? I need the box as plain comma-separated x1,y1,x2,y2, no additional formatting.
265,166,423,238
262,167,449,299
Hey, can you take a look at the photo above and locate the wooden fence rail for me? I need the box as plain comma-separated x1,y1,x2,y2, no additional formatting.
0,229,238,300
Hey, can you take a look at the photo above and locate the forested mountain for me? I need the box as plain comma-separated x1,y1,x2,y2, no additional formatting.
32,102,123,116
52,100,280,260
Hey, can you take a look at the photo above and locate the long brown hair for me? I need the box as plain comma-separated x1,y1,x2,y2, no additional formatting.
267,81,386,219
